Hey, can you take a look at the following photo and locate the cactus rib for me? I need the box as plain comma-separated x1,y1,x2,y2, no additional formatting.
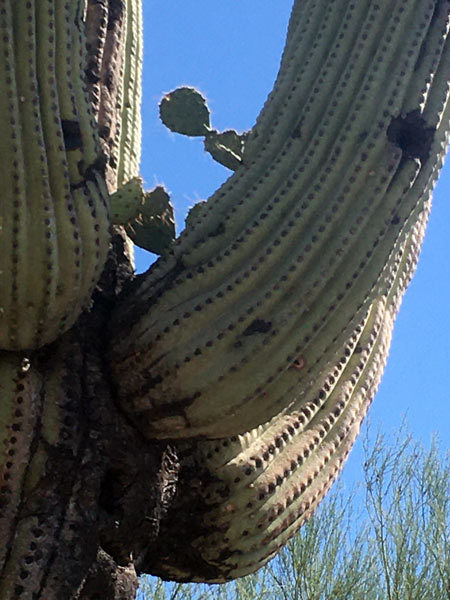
108,0,450,439
115,0,143,185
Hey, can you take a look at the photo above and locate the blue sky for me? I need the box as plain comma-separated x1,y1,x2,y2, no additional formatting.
137,1,450,490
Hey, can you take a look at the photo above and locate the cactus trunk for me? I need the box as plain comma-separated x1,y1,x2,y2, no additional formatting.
0,1,449,598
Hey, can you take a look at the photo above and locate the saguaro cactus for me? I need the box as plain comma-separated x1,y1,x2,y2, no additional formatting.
0,1,449,598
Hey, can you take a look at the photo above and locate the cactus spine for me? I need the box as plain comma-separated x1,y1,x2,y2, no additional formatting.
109,0,450,440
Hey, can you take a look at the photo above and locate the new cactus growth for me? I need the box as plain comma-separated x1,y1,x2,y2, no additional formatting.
0,1,449,598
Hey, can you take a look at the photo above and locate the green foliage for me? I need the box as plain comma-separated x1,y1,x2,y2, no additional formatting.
138,425,450,600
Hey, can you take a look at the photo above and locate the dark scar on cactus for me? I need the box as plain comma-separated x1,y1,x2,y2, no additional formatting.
242,319,273,336
85,154,109,180
387,110,435,163
61,120,82,151
69,156,108,191
144,394,199,422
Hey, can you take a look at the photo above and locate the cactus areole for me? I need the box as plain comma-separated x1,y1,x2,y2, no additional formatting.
0,1,449,598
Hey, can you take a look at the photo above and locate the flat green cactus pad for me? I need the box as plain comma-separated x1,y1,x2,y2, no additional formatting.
159,87,211,136
129,187,175,255
110,179,175,255
204,129,246,170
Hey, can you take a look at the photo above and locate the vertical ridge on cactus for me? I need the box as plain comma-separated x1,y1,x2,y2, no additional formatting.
115,0,143,187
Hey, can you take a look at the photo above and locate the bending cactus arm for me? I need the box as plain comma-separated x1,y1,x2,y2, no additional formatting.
108,0,450,440
141,201,430,582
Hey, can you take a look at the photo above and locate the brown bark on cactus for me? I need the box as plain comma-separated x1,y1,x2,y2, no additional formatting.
0,1,449,599
0,234,180,599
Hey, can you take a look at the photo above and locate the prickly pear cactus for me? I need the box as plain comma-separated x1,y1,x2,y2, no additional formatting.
160,86,247,170
0,0,449,598
109,178,175,254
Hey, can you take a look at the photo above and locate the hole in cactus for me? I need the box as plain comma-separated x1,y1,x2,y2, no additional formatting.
387,110,434,162
61,120,82,151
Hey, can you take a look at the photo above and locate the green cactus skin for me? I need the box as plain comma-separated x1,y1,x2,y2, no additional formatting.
144,203,429,582
203,129,246,171
0,0,110,351
108,0,450,440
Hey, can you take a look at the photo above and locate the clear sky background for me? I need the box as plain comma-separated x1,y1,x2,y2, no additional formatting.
137,1,450,493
